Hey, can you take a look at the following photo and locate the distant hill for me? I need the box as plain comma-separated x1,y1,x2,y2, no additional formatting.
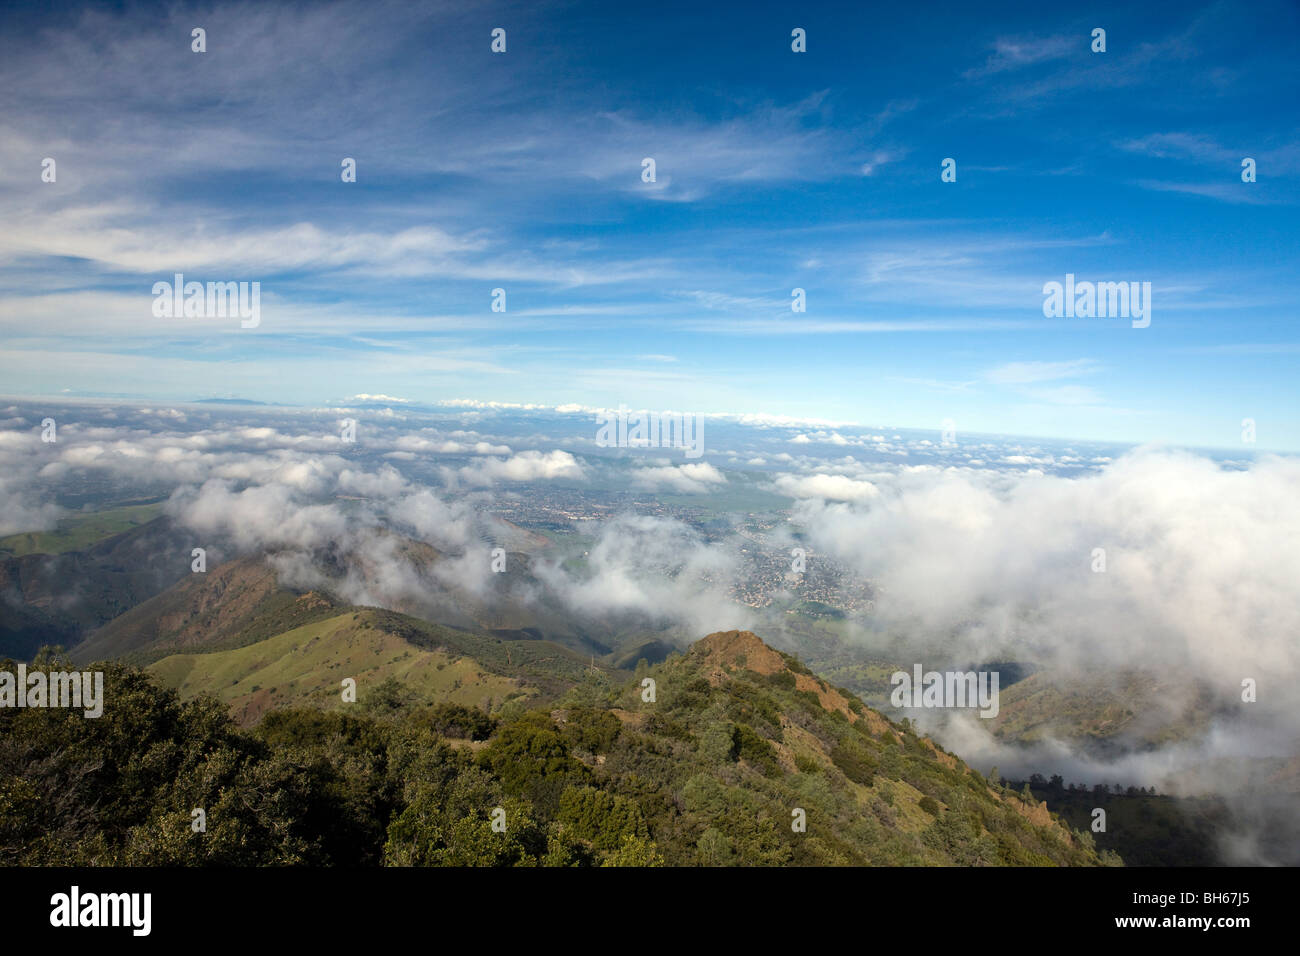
148,609,534,726
69,539,641,673
0,502,164,557
73,553,341,665
133,589,607,725
989,669,1222,755
0,516,191,659
606,634,676,669
0,505,684,670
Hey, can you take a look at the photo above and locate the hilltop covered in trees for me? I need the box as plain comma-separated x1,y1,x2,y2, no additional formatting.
1,633,1116,866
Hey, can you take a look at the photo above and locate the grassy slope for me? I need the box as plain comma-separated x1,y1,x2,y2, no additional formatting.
149,609,531,726
0,502,164,556
0,515,191,660
990,671,1217,752
356,607,611,693
74,554,343,666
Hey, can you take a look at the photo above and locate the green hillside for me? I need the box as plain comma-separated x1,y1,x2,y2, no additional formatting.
73,554,343,665
0,515,191,660
71,543,659,671
0,502,164,557
353,608,612,692
148,610,536,725
567,629,1113,866
989,670,1220,753
3,629,1116,866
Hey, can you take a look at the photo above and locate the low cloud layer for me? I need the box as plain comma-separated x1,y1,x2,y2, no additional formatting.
794,447,1300,698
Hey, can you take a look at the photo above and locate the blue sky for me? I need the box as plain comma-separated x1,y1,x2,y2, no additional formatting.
1,0,1297,449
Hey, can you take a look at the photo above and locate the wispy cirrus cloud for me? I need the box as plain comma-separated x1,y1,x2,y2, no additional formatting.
984,359,1099,385
963,34,1076,78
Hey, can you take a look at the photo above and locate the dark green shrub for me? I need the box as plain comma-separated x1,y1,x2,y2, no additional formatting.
730,723,780,777
830,739,877,787
561,705,622,753
429,702,496,740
